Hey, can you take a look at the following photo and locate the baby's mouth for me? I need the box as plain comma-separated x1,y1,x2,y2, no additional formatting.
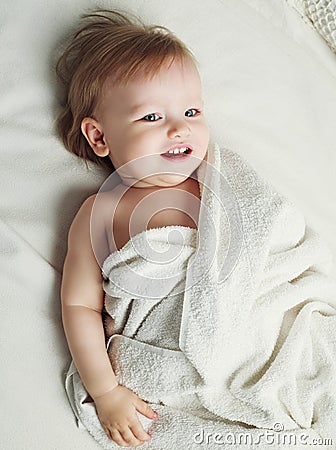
161,147,193,158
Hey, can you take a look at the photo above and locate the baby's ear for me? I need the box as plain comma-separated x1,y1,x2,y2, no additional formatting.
81,117,109,157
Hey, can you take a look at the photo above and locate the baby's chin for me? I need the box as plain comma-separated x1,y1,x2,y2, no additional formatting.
156,173,191,186
123,173,194,189
147,173,193,188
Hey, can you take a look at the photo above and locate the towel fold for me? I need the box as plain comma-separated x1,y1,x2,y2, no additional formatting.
65,141,336,449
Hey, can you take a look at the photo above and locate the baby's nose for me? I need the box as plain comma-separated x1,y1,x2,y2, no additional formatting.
168,121,191,139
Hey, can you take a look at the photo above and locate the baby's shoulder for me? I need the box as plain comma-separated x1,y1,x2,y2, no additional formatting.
85,185,130,238
74,189,122,265
81,184,123,212
89,184,126,220
70,190,117,238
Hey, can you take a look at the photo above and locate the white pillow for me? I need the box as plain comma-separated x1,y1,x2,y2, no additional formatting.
286,0,336,52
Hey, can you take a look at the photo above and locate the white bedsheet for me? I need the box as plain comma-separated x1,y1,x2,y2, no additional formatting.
1,1,336,449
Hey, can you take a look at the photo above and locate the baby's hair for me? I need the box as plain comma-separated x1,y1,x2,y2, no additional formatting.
54,8,199,172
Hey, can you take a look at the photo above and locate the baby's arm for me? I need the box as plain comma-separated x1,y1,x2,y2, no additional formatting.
61,195,156,446
61,195,118,398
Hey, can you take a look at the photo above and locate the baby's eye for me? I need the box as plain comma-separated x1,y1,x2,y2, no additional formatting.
185,109,201,117
142,113,160,122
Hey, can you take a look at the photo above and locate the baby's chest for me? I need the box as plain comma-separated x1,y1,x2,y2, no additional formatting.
106,182,200,253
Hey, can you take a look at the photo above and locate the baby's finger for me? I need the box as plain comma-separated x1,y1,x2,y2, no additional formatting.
129,417,151,442
110,429,126,447
136,400,158,420
103,425,113,441
119,426,145,447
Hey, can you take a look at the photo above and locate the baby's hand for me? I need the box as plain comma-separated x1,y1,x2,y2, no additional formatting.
94,384,157,447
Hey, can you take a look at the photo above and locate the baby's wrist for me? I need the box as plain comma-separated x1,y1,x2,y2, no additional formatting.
91,381,119,401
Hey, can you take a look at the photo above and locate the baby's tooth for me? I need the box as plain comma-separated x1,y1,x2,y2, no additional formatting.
166,147,187,154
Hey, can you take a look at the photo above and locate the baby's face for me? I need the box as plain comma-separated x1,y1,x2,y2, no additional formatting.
82,58,209,188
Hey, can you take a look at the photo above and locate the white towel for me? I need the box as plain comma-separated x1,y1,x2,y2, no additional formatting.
65,141,336,449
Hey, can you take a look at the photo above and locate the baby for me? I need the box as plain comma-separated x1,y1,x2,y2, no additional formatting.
56,8,209,448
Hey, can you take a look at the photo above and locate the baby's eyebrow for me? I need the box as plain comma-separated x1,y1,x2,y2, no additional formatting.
128,105,151,115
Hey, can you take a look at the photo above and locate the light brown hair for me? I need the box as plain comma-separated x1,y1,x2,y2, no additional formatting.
54,8,199,172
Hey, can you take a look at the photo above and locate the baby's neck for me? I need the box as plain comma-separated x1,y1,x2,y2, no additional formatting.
123,174,198,191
